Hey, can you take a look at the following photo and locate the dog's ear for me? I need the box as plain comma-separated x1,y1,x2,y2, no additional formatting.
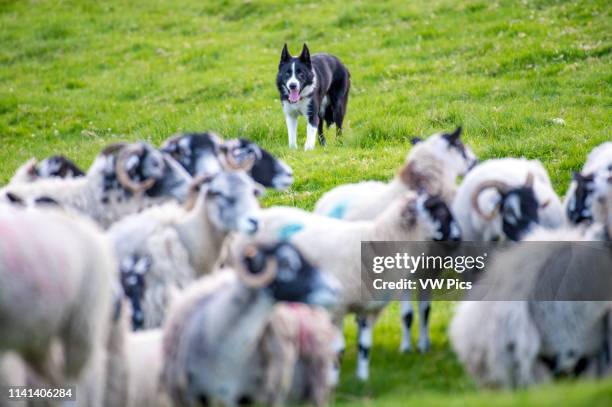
280,43,291,65
299,43,311,66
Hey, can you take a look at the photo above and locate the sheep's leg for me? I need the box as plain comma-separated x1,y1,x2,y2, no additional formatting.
400,292,414,353
356,315,373,381
330,319,345,385
417,291,431,353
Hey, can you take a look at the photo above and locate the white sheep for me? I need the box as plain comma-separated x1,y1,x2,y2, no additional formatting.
450,222,612,389
0,205,114,386
564,142,612,225
452,158,563,241
1,142,192,229
161,242,338,406
313,127,475,355
232,191,461,381
314,127,477,220
107,169,261,330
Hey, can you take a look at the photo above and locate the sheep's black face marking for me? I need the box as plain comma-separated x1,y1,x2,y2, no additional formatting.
161,133,222,177
500,187,540,241
119,255,152,330
34,196,60,206
423,196,461,241
276,44,315,104
38,155,85,178
231,138,293,190
244,243,337,307
6,192,25,206
567,172,595,224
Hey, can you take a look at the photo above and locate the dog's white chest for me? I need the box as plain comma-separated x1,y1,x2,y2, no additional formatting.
283,97,311,118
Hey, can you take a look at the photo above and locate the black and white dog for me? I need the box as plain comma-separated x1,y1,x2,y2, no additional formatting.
276,44,350,150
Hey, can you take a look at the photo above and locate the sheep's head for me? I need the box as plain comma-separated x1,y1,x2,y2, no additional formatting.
161,132,223,177
185,170,262,235
38,155,85,178
410,126,478,176
237,242,338,308
566,171,596,224
419,195,462,241
221,138,294,191
471,173,542,241
96,141,192,203
393,192,461,241
11,155,84,184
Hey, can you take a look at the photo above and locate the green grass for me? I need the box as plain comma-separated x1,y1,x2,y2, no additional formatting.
1,0,611,405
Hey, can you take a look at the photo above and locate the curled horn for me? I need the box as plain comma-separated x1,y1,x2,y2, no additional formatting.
471,179,512,221
236,245,278,288
115,144,156,194
183,174,214,211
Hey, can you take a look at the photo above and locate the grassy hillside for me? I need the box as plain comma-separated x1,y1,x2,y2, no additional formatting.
1,0,611,405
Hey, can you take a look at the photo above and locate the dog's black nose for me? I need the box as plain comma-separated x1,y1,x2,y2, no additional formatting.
288,83,297,90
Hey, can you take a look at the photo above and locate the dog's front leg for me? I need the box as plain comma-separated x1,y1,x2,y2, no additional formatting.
285,114,298,149
305,122,318,151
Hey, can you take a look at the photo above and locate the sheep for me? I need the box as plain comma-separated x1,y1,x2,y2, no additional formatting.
313,127,475,354
1,142,193,229
314,126,477,220
0,205,114,386
450,223,612,389
452,158,564,242
107,168,262,330
231,191,461,380
161,132,294,190
122,304,337,407
565,142,612,225
9,155,84,185
160,242,338,406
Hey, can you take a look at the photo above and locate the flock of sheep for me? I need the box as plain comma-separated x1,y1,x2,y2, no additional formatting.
0,128,611,406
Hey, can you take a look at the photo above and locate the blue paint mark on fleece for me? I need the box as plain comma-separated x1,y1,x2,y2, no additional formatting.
328,202,348,219
278,223,304,241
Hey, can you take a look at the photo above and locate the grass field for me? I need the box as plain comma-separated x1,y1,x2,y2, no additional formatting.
1,0,611,405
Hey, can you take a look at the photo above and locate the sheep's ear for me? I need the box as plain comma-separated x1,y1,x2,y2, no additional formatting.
444,126,463,144
280,43,291,65
411,137,422,145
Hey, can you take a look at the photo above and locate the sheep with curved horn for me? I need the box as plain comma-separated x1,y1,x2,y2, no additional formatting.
453,158,563,241
1,142,192,228
160,242,338,406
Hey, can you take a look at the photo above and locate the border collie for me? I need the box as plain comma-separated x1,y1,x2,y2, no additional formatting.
276,44,350,150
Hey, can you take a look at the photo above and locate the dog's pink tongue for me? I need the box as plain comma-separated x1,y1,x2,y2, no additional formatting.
288,89,300,103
